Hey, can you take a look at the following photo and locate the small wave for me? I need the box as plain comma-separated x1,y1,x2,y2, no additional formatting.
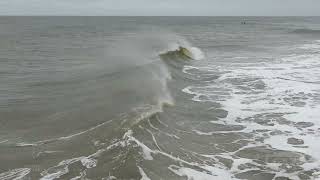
292,28,320,34
299,40,320,51
7,104,164,147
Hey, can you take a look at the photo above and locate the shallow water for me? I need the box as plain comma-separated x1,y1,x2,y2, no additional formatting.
0,17,320,180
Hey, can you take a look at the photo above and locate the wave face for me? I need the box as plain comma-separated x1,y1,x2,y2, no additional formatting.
1,17,320,180
0,31,177,141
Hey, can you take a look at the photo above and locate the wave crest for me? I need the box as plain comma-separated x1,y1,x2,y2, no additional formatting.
161,42,205,60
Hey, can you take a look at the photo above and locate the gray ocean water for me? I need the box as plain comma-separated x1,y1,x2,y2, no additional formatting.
0,17,320,180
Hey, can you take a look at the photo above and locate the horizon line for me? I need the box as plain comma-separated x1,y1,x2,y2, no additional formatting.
0,15,319,17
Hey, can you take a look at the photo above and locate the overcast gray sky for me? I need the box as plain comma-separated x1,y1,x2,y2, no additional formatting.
0,0,319,16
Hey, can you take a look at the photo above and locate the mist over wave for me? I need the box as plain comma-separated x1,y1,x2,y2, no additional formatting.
1,30,204,143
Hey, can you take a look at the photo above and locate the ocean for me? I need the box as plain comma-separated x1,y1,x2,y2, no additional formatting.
0,16,320,180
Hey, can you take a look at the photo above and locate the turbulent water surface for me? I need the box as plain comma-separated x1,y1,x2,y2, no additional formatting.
0,17,320,180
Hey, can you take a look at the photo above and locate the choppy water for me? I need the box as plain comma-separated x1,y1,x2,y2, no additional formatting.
0,17,320,180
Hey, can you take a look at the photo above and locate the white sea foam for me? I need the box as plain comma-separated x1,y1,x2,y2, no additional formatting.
81,157,97,168
40,157,85,180
168,165,236,180
123,130,154,160
106,127,239,180
137,166,151,180
189,47,205,60
299,40,320,51
0,139,8,144
0,168,31,180
40,155,98,179
182,40,320,178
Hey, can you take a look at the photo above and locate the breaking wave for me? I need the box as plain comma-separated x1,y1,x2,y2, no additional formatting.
0,30,208,180
1,31,204,146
